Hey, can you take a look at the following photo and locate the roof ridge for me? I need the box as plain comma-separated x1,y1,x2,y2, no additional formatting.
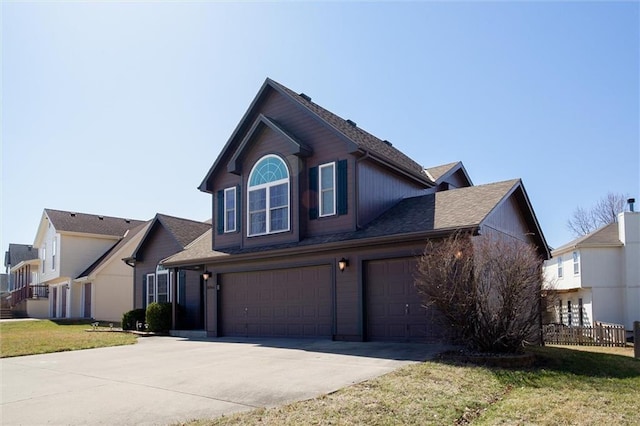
155,212,209,225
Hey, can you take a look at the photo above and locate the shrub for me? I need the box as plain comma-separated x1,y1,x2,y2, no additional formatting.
122,308,146,331
415,232,546,353
146,302,172,333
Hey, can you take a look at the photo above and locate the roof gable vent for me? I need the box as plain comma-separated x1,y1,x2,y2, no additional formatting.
346,119,357,127
383,140,393,147
299,93,311,102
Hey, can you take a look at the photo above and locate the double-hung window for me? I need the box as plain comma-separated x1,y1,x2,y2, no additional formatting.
557,256,563,278
42,244,46,273
224,187,236,233
248,155,290,236
146,266,171,305
319,162,336,217
146,274,155,305
52,238,57,271
573,251,580,275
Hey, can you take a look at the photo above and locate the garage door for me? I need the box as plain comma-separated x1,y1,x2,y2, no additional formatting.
365,258,440,342
220,265,332,338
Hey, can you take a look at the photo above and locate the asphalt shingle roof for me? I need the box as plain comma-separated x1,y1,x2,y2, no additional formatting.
155,214,211,249
425,161,460,182
163,180,520,266
268,79,432,184
552,222,622,254
5,243,38,268
45,209,145,238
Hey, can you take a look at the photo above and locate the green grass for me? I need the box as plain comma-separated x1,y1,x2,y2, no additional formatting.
0,319,137,358
183,345,640,426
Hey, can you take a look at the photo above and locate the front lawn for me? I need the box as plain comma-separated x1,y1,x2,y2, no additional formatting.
184,345,640,425
0,319,137,358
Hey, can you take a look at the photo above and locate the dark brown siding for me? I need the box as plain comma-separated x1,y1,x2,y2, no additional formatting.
482,194,532,243
357,161,425,227
134,224,182,308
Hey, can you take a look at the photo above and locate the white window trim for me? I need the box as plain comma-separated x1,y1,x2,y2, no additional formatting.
573,251,580,275
247,155,290,237
42,244,46,273
52,237,57,271
224,187,237,233
319,162,336,217
557,256,563,279
146,266,173,306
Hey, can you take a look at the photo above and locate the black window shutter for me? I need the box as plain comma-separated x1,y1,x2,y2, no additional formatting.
337,159,348,215
309,166,318,220
236,184,242,233
216,190,224,234
141,275,147,308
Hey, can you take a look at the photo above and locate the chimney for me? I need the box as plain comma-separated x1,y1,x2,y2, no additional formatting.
628,198,636,212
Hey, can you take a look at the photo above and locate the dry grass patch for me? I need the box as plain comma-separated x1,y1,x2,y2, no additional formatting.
0,319,137,357
183,345,640,426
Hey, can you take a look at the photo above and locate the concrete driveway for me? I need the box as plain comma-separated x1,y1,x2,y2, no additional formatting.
1,336,449,425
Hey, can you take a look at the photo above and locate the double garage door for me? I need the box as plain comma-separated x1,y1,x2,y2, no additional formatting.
220,265,332,338
218,258,439,341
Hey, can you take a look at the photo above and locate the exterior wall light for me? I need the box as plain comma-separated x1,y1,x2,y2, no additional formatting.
338,258,349,272
202,271,211,281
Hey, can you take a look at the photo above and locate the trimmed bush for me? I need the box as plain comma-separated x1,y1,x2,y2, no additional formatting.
146,302,172,333
122,308,146,331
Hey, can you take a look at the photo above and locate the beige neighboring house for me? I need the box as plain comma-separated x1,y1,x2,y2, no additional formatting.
543,209,640,332
33,209,146,321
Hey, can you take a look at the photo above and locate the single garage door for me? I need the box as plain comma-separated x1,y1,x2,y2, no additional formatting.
366,257,440,342
220,265,332,338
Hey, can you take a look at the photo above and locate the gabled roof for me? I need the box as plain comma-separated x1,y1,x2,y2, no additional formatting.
199,78,434,192
425,161,473,186
76,221,151,279
43,209,145,238
163,179,550,266
129,213,211,261
552,222,622,255
4,243,38,268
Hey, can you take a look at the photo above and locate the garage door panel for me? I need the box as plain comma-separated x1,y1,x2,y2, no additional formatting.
366,258,436,342
221,265,332,338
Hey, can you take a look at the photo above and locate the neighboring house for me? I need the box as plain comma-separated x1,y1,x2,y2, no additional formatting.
73,221,151,322
4,243,45,317
33,209,145,320
543,209,640,331
161,78,550,342
125,214,210,331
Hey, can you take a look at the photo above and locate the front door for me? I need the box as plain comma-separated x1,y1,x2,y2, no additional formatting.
84,283,92,318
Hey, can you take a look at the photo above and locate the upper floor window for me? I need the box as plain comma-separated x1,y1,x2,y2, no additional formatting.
319,162,336,217
52,238,57,271
42,244,46,273
557,256,563,278
248,155,290,236
573,251,580,275
224,187,236,233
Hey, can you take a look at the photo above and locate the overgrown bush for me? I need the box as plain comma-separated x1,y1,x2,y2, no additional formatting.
122,308,146,330
415,232,546,353
145,302,172,333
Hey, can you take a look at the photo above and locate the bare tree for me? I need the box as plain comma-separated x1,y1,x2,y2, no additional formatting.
567,192,628,237
415,232,545,353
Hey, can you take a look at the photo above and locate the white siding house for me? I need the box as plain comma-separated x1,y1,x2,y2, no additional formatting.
543,210,640,331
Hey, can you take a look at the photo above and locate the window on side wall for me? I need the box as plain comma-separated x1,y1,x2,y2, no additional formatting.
146,274,155,306
52,238,57,271
224,187,236,233
42,244,46,273
319,162,336,217
557,256,563,278
573,251,580,275
247,155,290,236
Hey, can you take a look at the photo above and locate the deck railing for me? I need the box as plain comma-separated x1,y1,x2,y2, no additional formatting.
9,284,49,307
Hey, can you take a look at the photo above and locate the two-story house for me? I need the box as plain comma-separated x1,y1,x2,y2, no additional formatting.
162,78,549,342
33,209,146,320
543,208,639,331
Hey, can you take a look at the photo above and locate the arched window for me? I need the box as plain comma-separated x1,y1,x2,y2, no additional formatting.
247,155,290,236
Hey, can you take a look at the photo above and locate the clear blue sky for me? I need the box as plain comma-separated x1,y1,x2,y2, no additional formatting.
2,1,638,254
